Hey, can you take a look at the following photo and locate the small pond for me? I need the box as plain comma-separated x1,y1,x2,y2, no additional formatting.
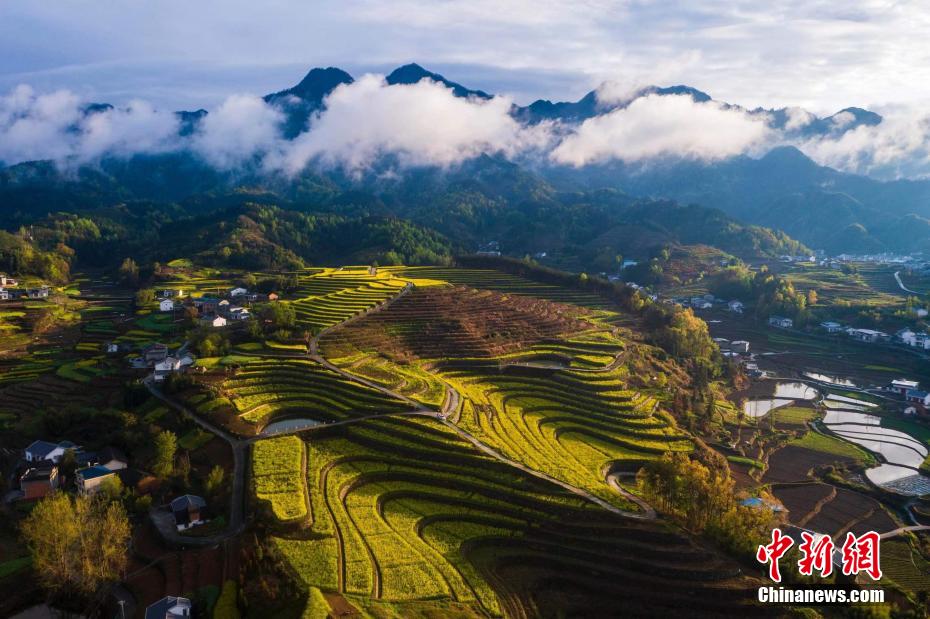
262,417,323,435
803,372,858,388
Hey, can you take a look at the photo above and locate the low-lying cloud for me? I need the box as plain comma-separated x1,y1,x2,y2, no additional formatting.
0,84,179,166
550,94,771,166
272,74,549,174
4,78,930,181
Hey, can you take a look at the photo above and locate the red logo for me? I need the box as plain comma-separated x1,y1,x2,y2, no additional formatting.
840,531,882,580
797,532,834,578
756,528,794,583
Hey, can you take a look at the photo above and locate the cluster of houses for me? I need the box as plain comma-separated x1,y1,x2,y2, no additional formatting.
159,286,276,328
145,595,192,619
129,342,195,381
17,440,129,500
885,378,930,413
672,293,745,313
0,274,49,301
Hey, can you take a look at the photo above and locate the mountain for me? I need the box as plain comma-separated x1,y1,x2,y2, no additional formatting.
385,63,491,99
541,145,930,253
0,61,920,257
262,67,355,137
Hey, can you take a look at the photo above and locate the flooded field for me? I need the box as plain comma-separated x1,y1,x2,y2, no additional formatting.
742,381,818,418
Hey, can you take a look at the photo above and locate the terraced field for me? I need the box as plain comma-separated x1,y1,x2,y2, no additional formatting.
290,267,409,332
321,284,686,509
274,416,754,617
220,358,412,427
385,266,618,315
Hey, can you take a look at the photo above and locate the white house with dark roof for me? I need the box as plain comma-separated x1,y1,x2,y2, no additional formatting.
230,287,248,297
24,440,80,463
158,299,175,312
768,315,793,329
171,494,208,530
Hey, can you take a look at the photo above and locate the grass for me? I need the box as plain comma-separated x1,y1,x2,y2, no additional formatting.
772,406,817,426
792,430,875,464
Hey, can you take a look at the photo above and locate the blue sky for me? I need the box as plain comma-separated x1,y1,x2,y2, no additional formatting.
2,0,928,113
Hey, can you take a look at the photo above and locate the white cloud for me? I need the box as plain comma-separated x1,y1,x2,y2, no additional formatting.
273,73,551,174
192,94,284,169
795,111,930,179
783,106,814,131
550,94,771,166
0,84,178,166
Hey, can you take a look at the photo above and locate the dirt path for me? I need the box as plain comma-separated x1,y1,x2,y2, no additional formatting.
879,524,930,539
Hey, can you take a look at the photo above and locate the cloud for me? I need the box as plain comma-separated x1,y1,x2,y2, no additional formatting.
273,74,550,174
550,94,771,166
783,106,814,131
191,94,284,169
0,84,178,167
795,111,930,180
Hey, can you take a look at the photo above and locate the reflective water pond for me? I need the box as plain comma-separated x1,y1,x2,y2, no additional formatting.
822,410,881,425
773,382,818,400
825,394,876,408
803,372,858,388
262,417,323,435
743,397,794,418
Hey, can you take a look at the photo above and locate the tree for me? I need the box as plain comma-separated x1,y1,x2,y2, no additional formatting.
20,493,130,600
807,289,818,306
204,465,226,498
118,258,139,286
99,475,124,502
135,288,155,306
153,430,177,479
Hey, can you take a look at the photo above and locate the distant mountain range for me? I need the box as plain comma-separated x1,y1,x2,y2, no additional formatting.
3,62,928,255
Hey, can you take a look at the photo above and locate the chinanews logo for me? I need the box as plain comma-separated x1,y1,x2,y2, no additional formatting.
754,528,885,604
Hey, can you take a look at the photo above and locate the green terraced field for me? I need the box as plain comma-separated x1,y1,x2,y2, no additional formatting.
270,415,751,616
221,358,412,426
289,267,409,332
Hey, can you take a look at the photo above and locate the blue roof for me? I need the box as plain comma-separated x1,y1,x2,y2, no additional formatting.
906,389,928,399
25,440,59,457
78,465,114,480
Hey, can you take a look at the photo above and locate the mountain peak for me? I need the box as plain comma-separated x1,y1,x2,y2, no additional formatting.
385,63,491,99
265,66,354,105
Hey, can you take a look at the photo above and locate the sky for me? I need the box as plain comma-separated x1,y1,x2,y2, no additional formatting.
2,0,929,114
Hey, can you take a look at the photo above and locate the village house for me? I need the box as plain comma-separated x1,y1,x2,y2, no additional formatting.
199,314,227,328
768,315,793,329
267,292,279,302
145,595,192,619
154,355,194,381
159,298,175,312
905,389,930,409
731,340,750,353
159,289,182,298
171,494,208,530
143,342,169,365
820,321,843,334
27,286,50,299
888,379,920,396
848,328,889,343
75,465,116,496
0,288,9,301
20,465,59,500
0,274,18,287
228,307,250,321
105,342,119,354
192,296,220,314
96,446,128,470
727,300,744,313
230,287,248,297
24,439,80,464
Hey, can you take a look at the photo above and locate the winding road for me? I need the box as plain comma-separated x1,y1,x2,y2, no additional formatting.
894,270,920,295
